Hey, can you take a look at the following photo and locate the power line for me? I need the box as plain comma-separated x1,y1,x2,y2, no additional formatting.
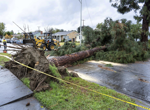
84,0,93,27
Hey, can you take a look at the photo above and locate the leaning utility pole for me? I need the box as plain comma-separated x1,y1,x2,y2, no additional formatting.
78,0,82,46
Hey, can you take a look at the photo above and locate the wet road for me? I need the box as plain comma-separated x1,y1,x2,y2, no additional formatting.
68,60,150,103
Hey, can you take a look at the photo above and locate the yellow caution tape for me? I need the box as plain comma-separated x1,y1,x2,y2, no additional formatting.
0,54,150,110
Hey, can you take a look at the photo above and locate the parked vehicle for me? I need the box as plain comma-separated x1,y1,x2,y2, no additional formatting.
11,38,18,43
5,39,11,43
0,39,2,42
16,39,23,44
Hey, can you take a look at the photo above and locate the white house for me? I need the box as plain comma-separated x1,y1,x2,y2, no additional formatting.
76,32,85,42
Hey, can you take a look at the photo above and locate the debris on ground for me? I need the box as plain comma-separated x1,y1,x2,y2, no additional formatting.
98,65,116,72
138,78,149,83
4,47,78,92
46,54,50,58
26,102,30,106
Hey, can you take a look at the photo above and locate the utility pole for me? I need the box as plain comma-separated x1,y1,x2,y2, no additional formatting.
78,0,82,46
82,20,85,27
38,26,40,31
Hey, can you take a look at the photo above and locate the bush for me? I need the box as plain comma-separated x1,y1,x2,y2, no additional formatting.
95,19,150,63
52,42,88,56
148,39,150,44
61,38,65,42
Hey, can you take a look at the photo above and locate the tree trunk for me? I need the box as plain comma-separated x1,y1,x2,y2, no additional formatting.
49,46,106,67
141,2,150,42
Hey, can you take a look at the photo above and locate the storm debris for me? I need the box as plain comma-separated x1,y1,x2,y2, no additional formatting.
4,47,78,92
98,65,116,72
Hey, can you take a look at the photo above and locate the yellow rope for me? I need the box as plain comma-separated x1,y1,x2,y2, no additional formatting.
0,55,149,110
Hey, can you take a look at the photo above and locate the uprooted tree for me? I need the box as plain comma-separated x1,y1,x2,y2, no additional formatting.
5,47,79,92
4,45,106,92
51,17,150,64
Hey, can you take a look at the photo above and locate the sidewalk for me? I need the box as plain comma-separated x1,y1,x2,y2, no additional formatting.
0,66,47,110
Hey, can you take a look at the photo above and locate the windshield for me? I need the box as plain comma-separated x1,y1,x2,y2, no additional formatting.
47,36,51,39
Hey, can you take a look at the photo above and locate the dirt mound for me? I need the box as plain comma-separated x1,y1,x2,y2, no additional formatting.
5,47,78,92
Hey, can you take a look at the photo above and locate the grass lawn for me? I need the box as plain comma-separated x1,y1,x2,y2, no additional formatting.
0,53,11,66
22,77,136,110
60,42,80,46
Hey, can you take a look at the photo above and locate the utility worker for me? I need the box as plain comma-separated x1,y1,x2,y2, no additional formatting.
2,38,7,50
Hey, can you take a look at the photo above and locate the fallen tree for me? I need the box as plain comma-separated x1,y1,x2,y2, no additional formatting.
49,46,106,67
4,45,106,92
4,47,78,92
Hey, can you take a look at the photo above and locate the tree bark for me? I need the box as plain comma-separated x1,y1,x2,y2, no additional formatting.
49,46,106,67
141,2,150,42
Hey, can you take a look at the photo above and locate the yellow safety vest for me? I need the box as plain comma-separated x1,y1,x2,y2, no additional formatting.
2,40,7,43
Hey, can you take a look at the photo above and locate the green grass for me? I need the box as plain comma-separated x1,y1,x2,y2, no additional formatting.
49,64,61,78
21,78,30,88
59,42,64,46
21,74,137,110
33,77,136,110
60,42,80,46
0,53,11,66
105,64,113,67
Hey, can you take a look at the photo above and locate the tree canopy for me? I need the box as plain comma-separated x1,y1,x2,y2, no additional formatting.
0,22,5,36
129,23,142,41
77,26,85,33
110,0,150,42
82,26,94,45
96,23,103,29
95,17,149,63
48,28,64,34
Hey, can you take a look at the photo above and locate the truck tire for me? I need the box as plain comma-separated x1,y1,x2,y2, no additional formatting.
41,44,47,51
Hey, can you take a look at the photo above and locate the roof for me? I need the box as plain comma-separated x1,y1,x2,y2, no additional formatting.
52,31,74,36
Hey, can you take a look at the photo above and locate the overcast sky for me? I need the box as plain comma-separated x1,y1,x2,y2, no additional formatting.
0,0,139,33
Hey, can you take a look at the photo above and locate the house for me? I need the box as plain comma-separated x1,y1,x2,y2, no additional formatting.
32,30,44,39
52,31,78,42
12,33,24,38
76,32,85,42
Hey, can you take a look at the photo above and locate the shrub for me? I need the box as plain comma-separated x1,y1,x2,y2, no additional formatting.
95,19,150,63
52,42,88,56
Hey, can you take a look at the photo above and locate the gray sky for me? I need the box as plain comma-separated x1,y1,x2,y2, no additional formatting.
0,0,138,33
